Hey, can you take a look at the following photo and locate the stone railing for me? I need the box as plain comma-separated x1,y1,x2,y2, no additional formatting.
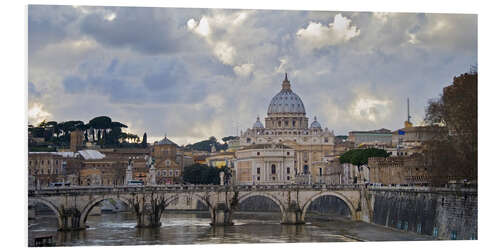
367,185,477,194
28,184,362,196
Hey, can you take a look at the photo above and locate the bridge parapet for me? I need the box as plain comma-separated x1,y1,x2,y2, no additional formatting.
368,186,477,194
28,184,363,196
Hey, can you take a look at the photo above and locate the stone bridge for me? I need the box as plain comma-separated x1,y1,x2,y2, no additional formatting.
28,184,372,231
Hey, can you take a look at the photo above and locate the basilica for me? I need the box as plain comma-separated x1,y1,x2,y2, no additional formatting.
234,74,335,185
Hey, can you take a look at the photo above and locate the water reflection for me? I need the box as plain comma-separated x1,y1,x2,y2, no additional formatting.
28,211,432,246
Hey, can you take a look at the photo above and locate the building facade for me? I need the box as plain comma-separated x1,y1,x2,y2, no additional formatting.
368,154,431,186
151,136,183,184
234,144,295,185
348,128,392,147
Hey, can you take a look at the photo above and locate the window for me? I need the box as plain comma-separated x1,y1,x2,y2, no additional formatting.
247,138,251,143
278,121,281,127
292,121,296,127
285,121,289,127
175,170,179,177
287,176,290,180
169,170,173,176
257,168,260,174
303,165,309,174
257,176,260,181
272,177,276,181
319,168,323,176
287,168,290,174
257,152,260,156
324,138,328,143
55,160,58,165
271,164,276,174
287,151,290,156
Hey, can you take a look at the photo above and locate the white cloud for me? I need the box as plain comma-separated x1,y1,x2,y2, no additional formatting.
186,11,254,67
214,42,236,65
296,14,360,50
28,102,52,125
105,12,116,21
233,63,254,76
350,96,392,122
187,17,211,37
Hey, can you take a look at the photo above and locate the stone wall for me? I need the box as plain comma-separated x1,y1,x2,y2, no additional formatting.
368,155,430,185
369,188,477,240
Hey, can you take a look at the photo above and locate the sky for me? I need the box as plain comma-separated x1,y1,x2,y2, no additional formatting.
27,5,477,145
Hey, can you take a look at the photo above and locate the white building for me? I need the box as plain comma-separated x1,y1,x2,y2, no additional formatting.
238,74,335,182
234,143,295,185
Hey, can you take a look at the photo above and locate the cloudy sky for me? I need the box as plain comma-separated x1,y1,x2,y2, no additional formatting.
28,5,477,145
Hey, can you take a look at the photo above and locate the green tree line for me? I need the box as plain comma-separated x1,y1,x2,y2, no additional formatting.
28,115,147,149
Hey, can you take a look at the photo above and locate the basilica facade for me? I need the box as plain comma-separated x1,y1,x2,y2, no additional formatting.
235,74,335,185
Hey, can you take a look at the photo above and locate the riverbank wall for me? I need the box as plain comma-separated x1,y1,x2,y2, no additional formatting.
368,187,477,240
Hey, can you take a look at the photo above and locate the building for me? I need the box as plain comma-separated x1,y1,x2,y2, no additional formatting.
392,125,447,154
28,149,108,187
70,129,84,152
151,136,183,184
333,138,354,157
368,154,431,186
205,152,235,169
347,128,392,147
28,152,70,187
238,74,335,184
226,137,241,152
234,143,295,185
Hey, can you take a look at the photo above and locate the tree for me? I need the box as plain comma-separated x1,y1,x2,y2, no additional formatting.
222,136,237,142
183,163,221,185
424,71,477,185
340,148,389,166
142,132,148,148
88,116,112,142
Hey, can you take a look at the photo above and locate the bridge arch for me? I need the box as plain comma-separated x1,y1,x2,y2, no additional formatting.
237,192,286,216
165,193,213,212
300,191,356,222
79,195,132,227
30,198,63,230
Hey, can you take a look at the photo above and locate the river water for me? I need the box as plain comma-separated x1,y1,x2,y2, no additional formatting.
28,211,433,246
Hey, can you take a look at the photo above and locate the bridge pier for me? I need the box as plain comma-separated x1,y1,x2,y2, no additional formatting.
281,201,304,225
210,202,233,226
132,195,166,228
60,208,84,231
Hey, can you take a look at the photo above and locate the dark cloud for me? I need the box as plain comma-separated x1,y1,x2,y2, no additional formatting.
62,76,87,94
28,82,40,97
106,58,119,73
28,5,80,54
79,7,206,54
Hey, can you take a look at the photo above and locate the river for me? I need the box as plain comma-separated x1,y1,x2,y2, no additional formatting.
28,211,433,246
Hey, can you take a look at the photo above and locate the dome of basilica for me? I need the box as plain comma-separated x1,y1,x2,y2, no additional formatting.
253,116,264,129
310,116,321,129
267,74,306,115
